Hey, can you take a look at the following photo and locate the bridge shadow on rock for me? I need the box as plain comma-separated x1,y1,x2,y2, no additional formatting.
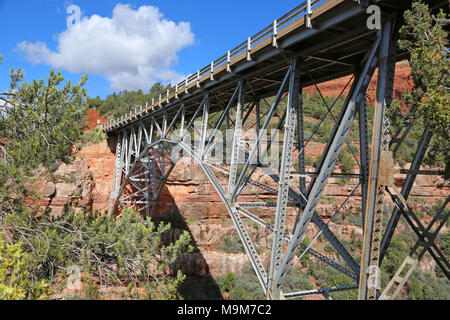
152,184,223,300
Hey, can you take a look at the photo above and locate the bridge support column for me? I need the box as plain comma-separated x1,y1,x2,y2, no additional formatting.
358,17,397,300
269,58,301,300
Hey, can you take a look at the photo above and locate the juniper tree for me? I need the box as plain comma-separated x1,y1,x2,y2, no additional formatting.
0,69,88,171
0,69,88,223
395,1,449,177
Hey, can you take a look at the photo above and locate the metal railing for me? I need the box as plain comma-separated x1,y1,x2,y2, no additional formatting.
102,0,328,131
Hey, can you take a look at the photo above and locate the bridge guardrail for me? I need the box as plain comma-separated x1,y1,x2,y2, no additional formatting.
102,0,328,131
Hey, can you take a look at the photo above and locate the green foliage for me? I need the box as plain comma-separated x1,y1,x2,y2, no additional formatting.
85,96,103,111
226,265,265,300
0,62,191,300
301,92,363,146
437,232,450,257
304,155,315,167
0,69,90,294
1,69,87,170
298,238,311,266
345,214,363,228
387,99,405,134
82,127,107,145
352,238,363,251
235,164,246,179
217,237,245,254
315,122,334,143
1,207,193,300
408,270,450,300
388,101,427,167
223,273,236,292
398,1,449,177
324,243,335,253
0,236,49,300
313,266,357,300
93,82,171,119
303,93,343,120
219,266,312,300
338,147,356,173
81,276,100,300
282,268,314,296
332,213,344,224
380,236,407,285
322,196,336,203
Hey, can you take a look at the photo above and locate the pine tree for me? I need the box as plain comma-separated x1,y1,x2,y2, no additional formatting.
398,1,449,177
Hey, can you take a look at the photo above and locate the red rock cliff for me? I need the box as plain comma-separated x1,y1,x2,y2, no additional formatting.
304,61,413,103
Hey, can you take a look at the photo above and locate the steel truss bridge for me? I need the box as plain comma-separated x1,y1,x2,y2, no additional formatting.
101,0,449,300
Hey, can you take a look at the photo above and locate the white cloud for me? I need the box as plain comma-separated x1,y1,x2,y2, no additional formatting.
17,4,195,91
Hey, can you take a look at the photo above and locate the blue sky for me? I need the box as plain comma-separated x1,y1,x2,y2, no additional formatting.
0,0,301,98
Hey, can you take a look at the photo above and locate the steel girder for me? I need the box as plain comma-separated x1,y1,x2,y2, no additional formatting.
379,129,433,262
358,18,397,300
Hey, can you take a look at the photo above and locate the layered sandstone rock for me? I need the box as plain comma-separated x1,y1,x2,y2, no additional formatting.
31,141,115,216
32,158,94,216
75,140,116,212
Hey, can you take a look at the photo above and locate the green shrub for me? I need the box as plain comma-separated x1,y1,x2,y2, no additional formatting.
82,276,100,300
282,268,314,294
82,127,107,145
227,265,265,300
298,238,311,266
346,214,363,228
314,266,357,300
223,273,236,292
408,271,450,300
316,122,334,143
217,237,245,254
2,207,193,299
332,214,344,225
304,155,315,167
303,93,343,120
338,148,355,173
324,243,335,253
437,232,450,257
381,236,407,285
0,237,49,300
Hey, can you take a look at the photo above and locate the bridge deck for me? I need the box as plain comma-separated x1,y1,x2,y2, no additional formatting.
102,0,447,133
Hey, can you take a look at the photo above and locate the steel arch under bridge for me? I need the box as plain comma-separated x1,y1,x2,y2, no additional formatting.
102,0,450,300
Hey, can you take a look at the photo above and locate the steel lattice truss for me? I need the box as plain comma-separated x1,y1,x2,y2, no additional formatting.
103,1,449,300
